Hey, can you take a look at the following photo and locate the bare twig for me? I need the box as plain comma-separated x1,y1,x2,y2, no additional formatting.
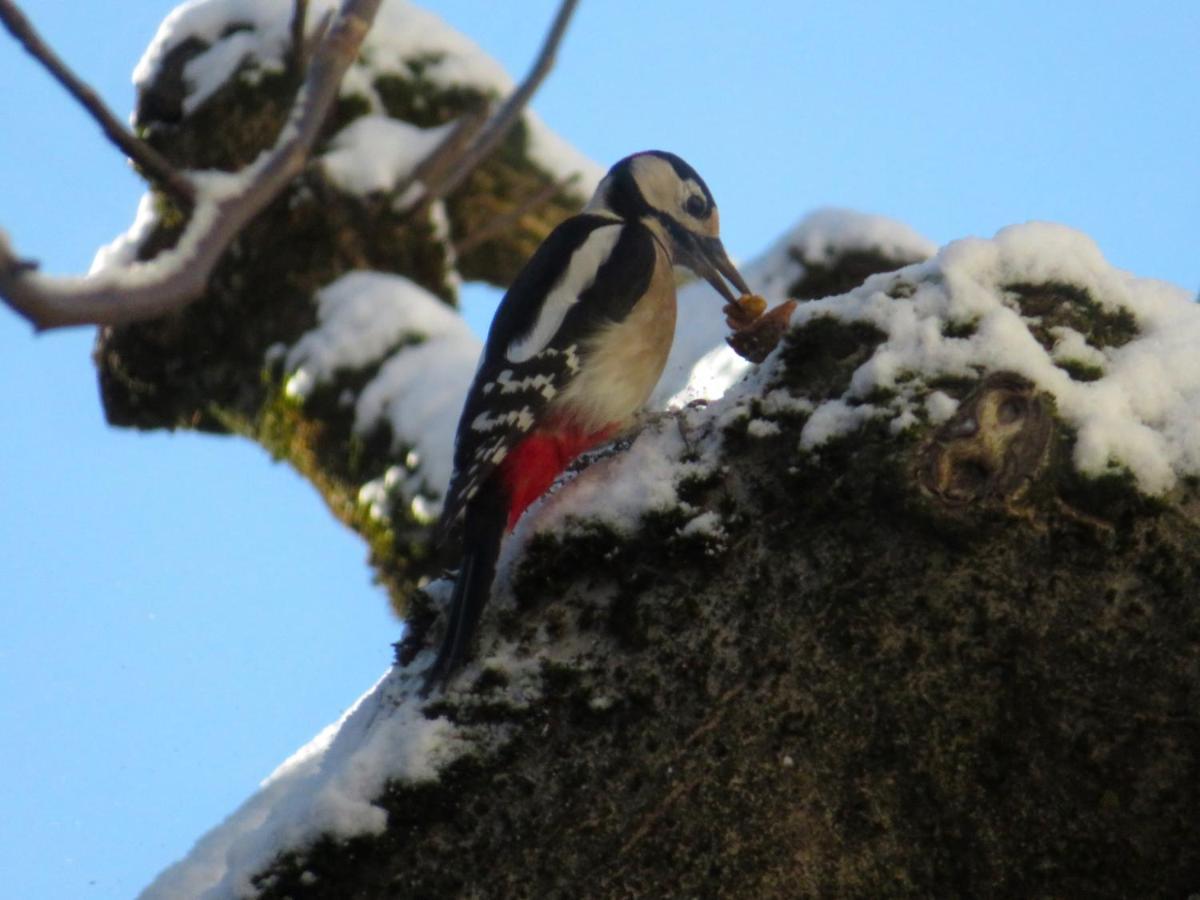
455,174,579,254
288,0,310,80
415,0,581,206
394,104,490,211
0,0,383,332
0,0,194,206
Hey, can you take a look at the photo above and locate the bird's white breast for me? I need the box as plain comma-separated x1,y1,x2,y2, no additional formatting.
553,240,676,434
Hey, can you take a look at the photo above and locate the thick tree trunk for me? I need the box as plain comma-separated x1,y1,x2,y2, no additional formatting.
244,308,1200,899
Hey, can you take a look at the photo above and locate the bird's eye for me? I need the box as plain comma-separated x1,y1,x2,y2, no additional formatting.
684,194,707,218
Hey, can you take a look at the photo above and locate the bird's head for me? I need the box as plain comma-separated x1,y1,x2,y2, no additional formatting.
585,150,750,303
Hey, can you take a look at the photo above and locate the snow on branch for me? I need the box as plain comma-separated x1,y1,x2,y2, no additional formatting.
0,0,382,333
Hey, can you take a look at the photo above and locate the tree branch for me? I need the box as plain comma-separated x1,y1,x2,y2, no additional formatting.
0,0,194,206
0,0,382,333
394,103,490,212
288,0,310,82
414,0,581,206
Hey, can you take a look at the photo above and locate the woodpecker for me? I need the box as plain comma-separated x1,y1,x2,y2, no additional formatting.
421,150,750,693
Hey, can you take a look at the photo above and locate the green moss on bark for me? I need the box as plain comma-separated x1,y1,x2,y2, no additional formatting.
790,248,925,301
1007,281,1140,351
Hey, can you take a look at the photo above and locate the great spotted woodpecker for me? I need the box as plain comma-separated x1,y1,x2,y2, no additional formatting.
422,150,749,693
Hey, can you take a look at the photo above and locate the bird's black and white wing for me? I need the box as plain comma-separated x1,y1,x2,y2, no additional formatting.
436,214,658,537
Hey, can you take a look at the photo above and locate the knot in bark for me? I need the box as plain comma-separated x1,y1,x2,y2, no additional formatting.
918,371,1052,508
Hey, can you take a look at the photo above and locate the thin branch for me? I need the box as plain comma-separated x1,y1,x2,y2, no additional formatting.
415,0,580,205
394,103,490,211
288,0,310,81
0,0,383,332
0,0,194,206
455,174,579,254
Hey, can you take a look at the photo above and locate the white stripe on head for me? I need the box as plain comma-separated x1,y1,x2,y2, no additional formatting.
629,155,707,217
506,225,623,363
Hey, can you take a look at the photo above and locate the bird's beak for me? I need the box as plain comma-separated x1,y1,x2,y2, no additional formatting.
681,234,751,303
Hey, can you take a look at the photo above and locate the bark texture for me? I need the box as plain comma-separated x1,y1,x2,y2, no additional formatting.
251,303,1199,898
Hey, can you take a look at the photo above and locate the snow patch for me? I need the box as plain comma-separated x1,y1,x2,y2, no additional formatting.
89,193,161,275
139,668,463,900
284,271,481,498
1049,326,1107,371
133,0,294,103
925,391,959,424
354,337,481,499
320,117,454,196
746,418,782,438
678,509,726,540
285,271,472,395
758,207,937,285
772,222,1200,493
800,399,881,448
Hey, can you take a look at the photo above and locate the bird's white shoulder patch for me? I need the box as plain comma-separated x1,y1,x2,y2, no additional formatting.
506,225,623,364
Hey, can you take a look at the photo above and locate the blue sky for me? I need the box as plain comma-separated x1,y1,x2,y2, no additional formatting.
0,2,1196,897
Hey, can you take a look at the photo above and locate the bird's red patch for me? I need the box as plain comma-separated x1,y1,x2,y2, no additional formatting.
499,420,617,530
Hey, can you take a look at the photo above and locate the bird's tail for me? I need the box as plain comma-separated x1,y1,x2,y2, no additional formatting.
420,490,507,696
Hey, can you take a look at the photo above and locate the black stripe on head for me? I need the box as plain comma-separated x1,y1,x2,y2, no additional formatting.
604,160,652,221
